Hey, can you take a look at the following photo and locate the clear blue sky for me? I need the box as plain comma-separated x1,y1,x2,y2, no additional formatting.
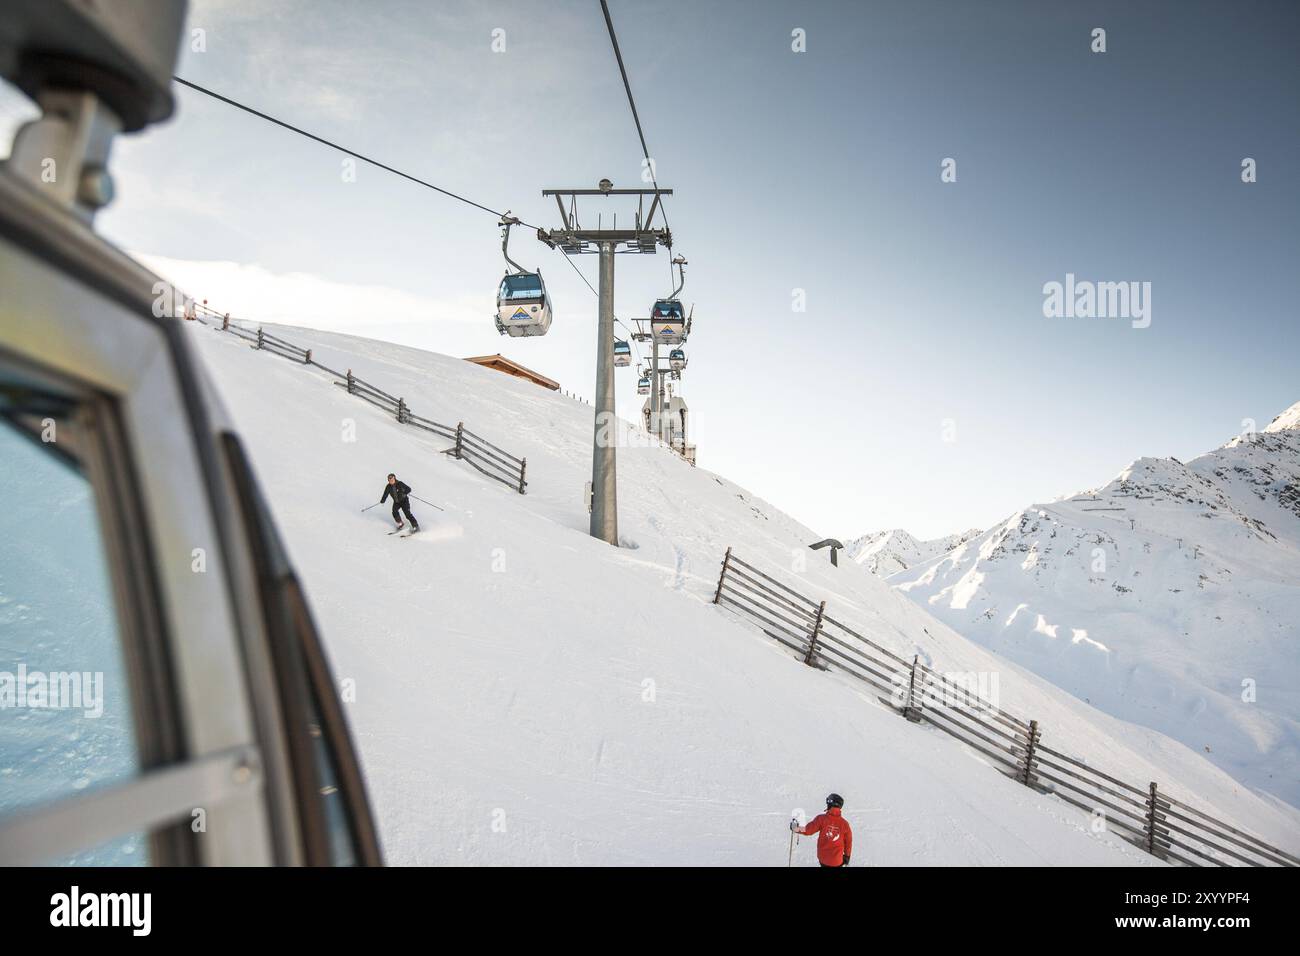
4,0,1296,539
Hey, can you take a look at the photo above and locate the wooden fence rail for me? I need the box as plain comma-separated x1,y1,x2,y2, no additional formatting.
202,318,528,495
712,547,1297,868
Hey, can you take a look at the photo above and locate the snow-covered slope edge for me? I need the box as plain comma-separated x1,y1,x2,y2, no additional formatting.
188,322,1300,863
893,405,1300,807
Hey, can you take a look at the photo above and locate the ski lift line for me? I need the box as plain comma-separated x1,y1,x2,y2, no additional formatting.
554,248,648,368
172,76,543,231
557,248,599,297
599,0,671,237
615,316,648,366
175,77,658,373
174,74,667,336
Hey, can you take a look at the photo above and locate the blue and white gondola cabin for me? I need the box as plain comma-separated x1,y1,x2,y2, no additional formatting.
650,299,685,343
496,271,553,337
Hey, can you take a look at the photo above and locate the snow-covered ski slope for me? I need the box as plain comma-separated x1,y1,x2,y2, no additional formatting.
892,407,1300,807
187,323,1299,865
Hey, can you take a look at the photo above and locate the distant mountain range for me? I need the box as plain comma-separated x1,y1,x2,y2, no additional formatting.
844,527,983,576
861,402,1300,805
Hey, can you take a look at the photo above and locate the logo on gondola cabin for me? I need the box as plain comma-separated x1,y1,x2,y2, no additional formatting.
511,308,529,321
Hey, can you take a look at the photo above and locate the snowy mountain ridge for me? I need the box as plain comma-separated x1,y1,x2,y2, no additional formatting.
891,402,1300,806
1262,401,1300,434
845,528,983,576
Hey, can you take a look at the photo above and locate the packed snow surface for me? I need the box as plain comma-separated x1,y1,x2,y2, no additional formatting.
189,323,1299,864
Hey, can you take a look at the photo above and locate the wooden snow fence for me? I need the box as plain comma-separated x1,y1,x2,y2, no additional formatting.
711,547,1298,868
201,317,527,495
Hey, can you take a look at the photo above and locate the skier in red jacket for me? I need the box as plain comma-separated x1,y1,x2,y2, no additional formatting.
791,793,853,867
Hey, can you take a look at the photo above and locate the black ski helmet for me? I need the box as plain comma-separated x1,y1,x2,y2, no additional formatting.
826,793,844,809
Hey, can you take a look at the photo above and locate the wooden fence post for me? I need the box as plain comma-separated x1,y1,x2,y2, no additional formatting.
1145,782,1161,857
713,547,732,604
901,655,921,721
397,398,408,424
304,349,312,364
803,600,826,667
222,313,230,331
346,369,355,394
454,422,464,459
1020,720,1041,786
256,327,264,349
517,458,527,494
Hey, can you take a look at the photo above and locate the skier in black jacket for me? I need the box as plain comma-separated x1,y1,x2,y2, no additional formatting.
381,473,420,533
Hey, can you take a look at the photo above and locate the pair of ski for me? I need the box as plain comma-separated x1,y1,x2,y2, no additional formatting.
386,526,421,538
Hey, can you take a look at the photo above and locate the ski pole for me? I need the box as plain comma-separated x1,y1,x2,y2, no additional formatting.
788,821,798,867
410,494,444,512
361,502,382,513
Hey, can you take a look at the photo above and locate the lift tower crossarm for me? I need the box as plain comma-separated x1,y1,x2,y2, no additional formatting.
539,186,673,255
543,188,674,196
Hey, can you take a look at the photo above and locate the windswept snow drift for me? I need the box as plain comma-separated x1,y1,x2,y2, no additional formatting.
189,323,1299,864
892,405,1300,807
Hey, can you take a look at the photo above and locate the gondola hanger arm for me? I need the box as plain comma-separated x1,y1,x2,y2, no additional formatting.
668,254,687,299
499,212,528,275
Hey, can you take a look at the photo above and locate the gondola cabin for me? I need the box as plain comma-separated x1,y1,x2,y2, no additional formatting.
613,340,632,367
637,375,651,395
650,299,686,343
496,272,553,337
669,348,687,371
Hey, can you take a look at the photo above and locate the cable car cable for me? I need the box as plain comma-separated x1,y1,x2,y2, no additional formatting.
599,0,688,369
599,0,671,238
553,232,646,366
175,74,648,361
172,76,544,231
558,251,599,297
174,76,617,331
557,253,635,353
